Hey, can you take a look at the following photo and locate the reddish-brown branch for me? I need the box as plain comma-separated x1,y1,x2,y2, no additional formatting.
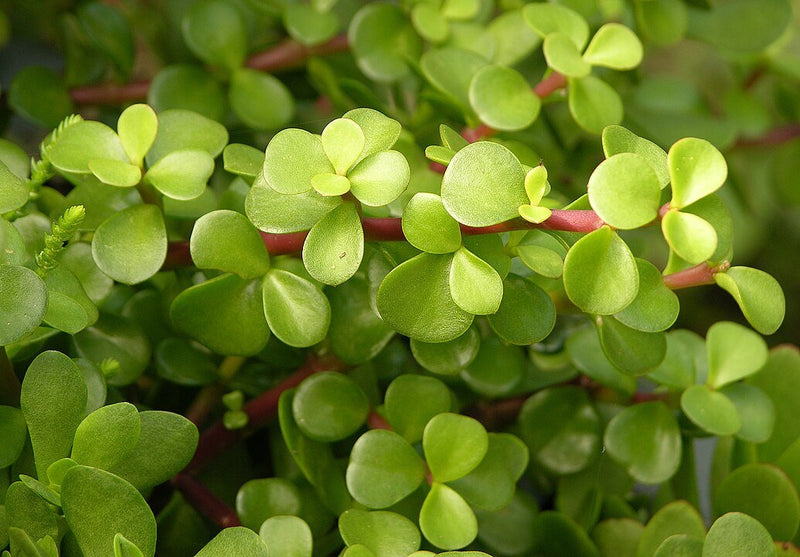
465,396,527,431
171,473,241,528
734,124,800,148
68,35,349,106
260,230,309,255
367,409,393,431
185,353,346,473
663,261,730,290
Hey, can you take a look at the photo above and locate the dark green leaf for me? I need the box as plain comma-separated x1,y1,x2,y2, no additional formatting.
329,275,394,364
410,326,480,376
155,338,217,386
687,0,791,53
293,372,368,442
148,65,227,122
420,47,489,111
72,314,150,386
596,316,667,375
529,511,600,557
487,273,556,344
461,337,526,398
5,481,59,542
236,478,301,531
77,2,134,76
0,265,47,345
385,375,452,443
721,383,775,443
229,68,294,130
349,3,423,82
592,519,644,557
182,0,247,71
566,326,636,396
8,66,74,128
0,406,27,468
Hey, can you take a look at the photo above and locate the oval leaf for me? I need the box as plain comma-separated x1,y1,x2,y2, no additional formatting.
668,137,727,209
420,483,478,550
262,269,331,348
402,193,462,254
714,266,785,335
587,153,661,230
423,413,488,483
302,202,364,286
190,210,270,279
449,247,503,315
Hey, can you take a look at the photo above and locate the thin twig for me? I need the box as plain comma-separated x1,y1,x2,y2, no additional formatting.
663,261,730,290
171,473,241,528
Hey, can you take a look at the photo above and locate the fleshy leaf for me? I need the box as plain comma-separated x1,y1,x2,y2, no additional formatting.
423,413,488,483
182,0,247,71
117,104,157,167
147,65,226,121
0,160,29,213
284,2,338,46
0,406,27,468
706,321,768,389
419,483,478,550
236,478,302,531
262,269,330,348
302,202,364,286
344,108,402,158
339,509,421,557
190,210,270,279
223,143,264,181
587,153,661,229
145,109,228,165
661,210,717,264
487,274,555,345
461,338,526,397
145,149,214,200
88,158,142,188
348,150,410,207
714,266,785,335
703,513,774,557
410,327,480,376
312,172,351,196
420,47,489,112
195,528,267,557
468,65,541,131
449,247,503,315
0,265,47,345
71,402,141,470
263,129,333,194
543,33,591,78
229,68,294,131
582,23,643,70
322,118,365,176
721,383,775,444
568,76,623,134
680,385,741,436
385,375,452,443
566,326,636,396
668,137,727,209
637,501,706,557
596,316,667,375
615,259,679,332
402,193,462,254
259,516,313,557
246,173,341,233
47,120,128,174
522,2,589,49
293,372,369,442
601,125,669,188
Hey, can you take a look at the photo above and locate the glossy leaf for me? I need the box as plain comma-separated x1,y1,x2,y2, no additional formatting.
182,0,246,70
528,511,599,557
461,337,526,397
145,109,228,166
77,2,134,75
117,104,157,167
284,2,338,46
145,149,214,200
190,210,270,279
194,527,267,557
601,125,669,188
420,47,489,111
749,347,800,462
62,465,156,557
42,266,98,334
0,265,47,345
293,372,368,442
647,329,703,390
543,33,591,78
348,3,422,82
582,24,642,69
441,141,527,226
662,210,717,264
596,316,667,375
339,509,421,557
88,158,141,188
615,259,679,332
714,267,785,335
703,512,774,557
604,402,681,484
223,143,263,181
229,68,293,130
346,429,426,508
246,173,341,233
569,76,623,134
114,534,145,557
423,412,488,483
410,327,480,376
236,478,301,531
71,402,140,469
593,519,645,557
563,226,639,315
566,326,636,396
489,273,556,344
681,385,741,436
522,3,589,49
148,65,227,121
469,65,541,131
262,269,330,348
449,247,503,315
0,160,29,212
264,129,333,194
385,375,451,443
171,273,270,355
668,137,727,209
348,150,411,207
92,204,167,284
721,383,775,443
259,515,312,557
302,202,363,285
322,118,365,176
328,275,394,364
48,120,128,174
637,501,706,557
588,153,661,229
344,108,402,158
402,193,461,254
0,406,27,468
706,321,768,389
377,253,474,343
155,338,217,386
420,483,478,550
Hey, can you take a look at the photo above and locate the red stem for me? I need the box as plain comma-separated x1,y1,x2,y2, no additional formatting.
662,261,730,290
734,124,800,148
367,409,393,431
171,473,241,528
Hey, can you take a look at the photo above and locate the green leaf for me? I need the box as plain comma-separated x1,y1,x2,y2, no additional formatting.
569,76,623,134
518,387,601,474
60,242,113,303
312,172,351,197
703,512,774,557
155,338,217,386
661,210,717,264
284,3,338,46
615,259,679,332
322,118,365,176
262,269,330,347
522,3,589,49
346,429,426,508
377,253,474,343
587,153,662,229
411,2,448,43
721,383,775,444
0,406,27,468
190,210,270,279
582,24,642,70
344,108,403,158
246,172,341,233
339,509,421,557
441,141,527,226
593,519,645,557
117,104,157,167
48,121,128,174
384,375,451,443
114,534,145,557
171,273,270,355
488,8,542,66
402,193,461,254
145,149,214,200
687,0,791,54
194,527,267,557
8,66,74,128
647,329,702,390
715,463,799,541
88,158,141,188
348,3,423,82
680,385,741,436
637,501,706,557
563,226,639,315
259,516,312,557
543,33,591,78
448,247,503,315
461,338,525,397
474,492,538,555
145,109,228,166
20,351,87,480
236,478,301,531
148,65,226,122
329,275,394,364
223,143,264,181
62,466,156,557
420,47,489,111
229,68,293,130
42,270,97,336
635,0,687,46
487,274,556,345
263,129,333,194
71,402,140,470
668,137,727,209
706,321,768,389
423,413,488,483
107,411,198,491
348,151,410,207
302,202,363,286
468,65,541,131
182,0,246,71
5,482,59,543
292,372,368,442
0,161,29,213
420,483,478,550
714,267,785,335
72,314,150,386
410,327,480,376
0,265,47,345
604,402,681,484
91,204,166,285
601,125,669,188
77,2,134,76
653,535,703,557
566,326,636,396
529,511,600,557
596,316,667,375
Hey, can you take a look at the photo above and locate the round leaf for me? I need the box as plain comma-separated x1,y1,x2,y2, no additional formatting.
48,120,128,174
195,527,267,557
145,109,228,165
529,511,599,557
582,23,643,70
420,483,478,550
0,406,27,468
71,402,141,469
714,267,785,335
171,273,270,355
703,513,775,557
346,429,426,508
0,161,30,212
148,65,226,121
262,269,330,347
461,338,526,398
410,327,480,376
706,321,768,389
339,509,421,557
596,316,667,375
236,478,301,531
566,326,636,396
449,247,503,315
604,402,681,484
469,65,541,131
263,128,333,194
284,2,338,46
145,149,214,200
155,338,217,386
522,2,589,49
638,501,706,557
714,464,799,541
88,158,141,188
348,150,410,207
348,3,422,82
190,210,270,279
8,66,74,128
615,259,679,332
385,375,452,443
420,47,490,111
661,210,717,264
377,253,474,343
92,204,167,285
229,68,294,130
569,76,623,134
563,226,639,315
117,104,157,167
423,413,488,483
259,515,312,557
302,202,364,286
441,141,527,226
72,314,150,386
720,383,775,444
246,172,341,233
293,372,369,442
543,33,591,78
668,137,727,209
587,153,661,230
680,385,741,436
0,265,47,345
601,125,669,188
322,118,365,176
344,108,403,158
402,193,462,254
488,274,555,345
182,0,246,70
